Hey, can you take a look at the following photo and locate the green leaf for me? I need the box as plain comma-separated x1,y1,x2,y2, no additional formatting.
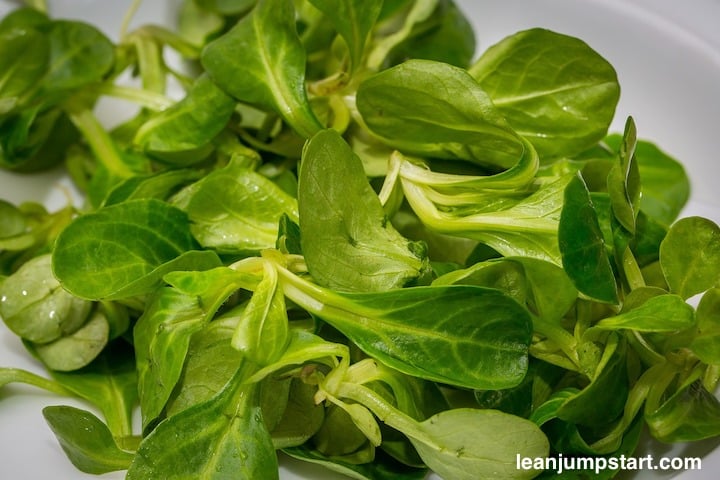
134,74,235,161
299,129,428,292
52,199,221,300
195,0,256,15
0,105,79,171
0,367,70,395
593,294,695,332
231,262,289,365
607,117,641,234
604,135,690,227
165,315,242,417
470,28,619,159
558,174,618,303
434,256,578,324
134,267,257,430
410,409,549,480
43,20,115,92
280,270,532,390
103,168,203,206
0,27,48,114
50,341,138,439
270,378,325,449
402,160,567,265
201,0,322,137
366,0,438,69
29,310,109,371
283,444,427,480
382,0,476,69
127,368,279,480
172,159,299,254
660,216,720,299
690,288,720,364
0,253,92,343
556,333,628,427
43,405,134,475
306,0,383,73
356,59,523,169
646,377,720,443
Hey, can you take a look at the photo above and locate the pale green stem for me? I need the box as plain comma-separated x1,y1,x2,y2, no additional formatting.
120,0,144,40
1,368,73,396
94,84,174,111
334,381,436,448
66,109,134,178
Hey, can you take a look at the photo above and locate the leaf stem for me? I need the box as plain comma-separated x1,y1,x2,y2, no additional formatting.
65,108,134,178
94,84,174,111
0,368,74,396
120,0,143,40
333,380,434,448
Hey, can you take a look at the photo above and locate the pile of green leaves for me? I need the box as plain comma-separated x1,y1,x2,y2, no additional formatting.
2,0,720,479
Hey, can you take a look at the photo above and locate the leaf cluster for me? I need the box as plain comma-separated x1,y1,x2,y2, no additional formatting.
1,1,719,479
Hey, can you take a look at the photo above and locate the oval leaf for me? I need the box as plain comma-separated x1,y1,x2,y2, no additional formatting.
470,28,619,159
52,199,218,300
660,216,720,299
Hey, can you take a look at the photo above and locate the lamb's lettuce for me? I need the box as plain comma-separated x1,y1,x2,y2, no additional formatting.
1,1,719,479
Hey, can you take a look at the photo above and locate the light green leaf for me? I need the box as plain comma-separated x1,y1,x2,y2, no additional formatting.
52,199,221,300
470,28,619,159
127,368,279,480
299,129,428,292
357,59,523,169
172,159,299,254
43,405,134,475
410,409,549,480
660,216,720,299
201,0,322,137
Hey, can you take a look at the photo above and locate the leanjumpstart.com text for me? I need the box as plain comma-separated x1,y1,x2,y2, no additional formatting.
516,453,702,475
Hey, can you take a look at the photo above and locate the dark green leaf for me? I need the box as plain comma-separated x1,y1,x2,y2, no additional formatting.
557,334,628,427
0,27,48,114
383,0,476,69
282,274,532,390
558,174,618,304
43,20,114,91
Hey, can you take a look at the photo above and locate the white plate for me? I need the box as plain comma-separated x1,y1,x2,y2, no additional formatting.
1,1,719,479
